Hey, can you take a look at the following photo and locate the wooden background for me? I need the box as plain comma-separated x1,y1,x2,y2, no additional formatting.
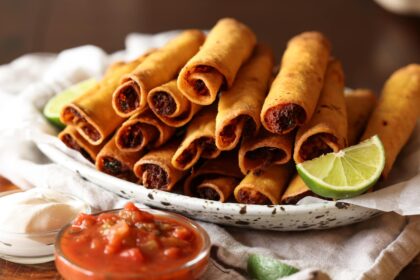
0,0,419,279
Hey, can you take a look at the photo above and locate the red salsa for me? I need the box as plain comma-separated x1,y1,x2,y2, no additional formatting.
55,202,208,280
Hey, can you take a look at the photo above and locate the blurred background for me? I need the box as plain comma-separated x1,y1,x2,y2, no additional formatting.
0,0,419,93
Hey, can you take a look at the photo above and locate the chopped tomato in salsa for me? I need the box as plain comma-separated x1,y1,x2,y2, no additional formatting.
58,202,204,277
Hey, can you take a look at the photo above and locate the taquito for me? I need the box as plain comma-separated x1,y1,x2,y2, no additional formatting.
172,106,220,171
261,31,331,134
345,89,377,145
148,80,202,127
112,30,205,117
134,140,187,191
178,18,257,105
238,129,293,175
281,89,377,204
361,64,420,178
96,135,142,182
234,164,293,205
293,59,347,163
115,109,176,152
58,126,104,163
60,52,152,146
184,152,243,202
215,44,274,150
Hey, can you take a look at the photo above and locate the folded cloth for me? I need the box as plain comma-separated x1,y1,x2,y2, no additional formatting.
0,32,419,280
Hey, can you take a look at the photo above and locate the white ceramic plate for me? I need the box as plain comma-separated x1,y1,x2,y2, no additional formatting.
36,141,381,231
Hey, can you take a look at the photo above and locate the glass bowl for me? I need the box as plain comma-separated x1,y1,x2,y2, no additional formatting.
0,189,90,264
55,207,211,280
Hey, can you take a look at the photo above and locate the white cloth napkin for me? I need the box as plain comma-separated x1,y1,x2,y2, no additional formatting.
0,32,419,280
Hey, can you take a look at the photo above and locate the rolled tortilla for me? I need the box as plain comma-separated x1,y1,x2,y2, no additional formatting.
234,164,293,205
178,18,257,105
215,44,274,150
115,109,176,152
147,80,202,127
112,30,205,117
361,64,420,178
261,31,331,134
238,129,293,175
96,135,142,182
171,106,220,171
134,140,187,191
345,89,377,145
281,89,377,204
184,152,243,202
58,126,104,163
60,52,151,145
293,59,347,163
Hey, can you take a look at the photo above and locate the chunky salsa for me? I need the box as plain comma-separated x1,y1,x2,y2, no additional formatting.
55,202,208,280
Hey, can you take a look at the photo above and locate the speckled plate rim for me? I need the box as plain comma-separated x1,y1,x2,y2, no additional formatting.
35,141,372,216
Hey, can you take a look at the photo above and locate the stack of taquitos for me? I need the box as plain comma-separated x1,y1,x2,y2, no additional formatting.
281,89,377,204
215,44,274,151
112,30,205,117
60,52,152,146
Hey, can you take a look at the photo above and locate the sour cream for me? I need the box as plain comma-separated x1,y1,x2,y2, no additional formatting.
0,188,88,233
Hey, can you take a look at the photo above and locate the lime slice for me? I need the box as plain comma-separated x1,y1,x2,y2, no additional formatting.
247,254,299,280
296,135,385,199
43,78,97,128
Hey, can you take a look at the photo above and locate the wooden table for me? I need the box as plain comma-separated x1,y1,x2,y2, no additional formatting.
0,0,419,278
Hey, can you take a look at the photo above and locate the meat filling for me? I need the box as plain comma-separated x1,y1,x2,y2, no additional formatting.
101,156,137,182
196,186,220,201
190,65,216,96
220,119,240,145
200,138,218,158
176,145,198,166
151,92,176,116
61,107,100,141
299,134,337,161
142,164,169,190
61,134,93,162
264,104,306,133
117,85,140,113
245,147,286,170
236,188,271,205
119,123,148,149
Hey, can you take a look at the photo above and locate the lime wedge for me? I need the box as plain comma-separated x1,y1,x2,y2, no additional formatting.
247,254,299,280
296,135,385,199
43,78,97,128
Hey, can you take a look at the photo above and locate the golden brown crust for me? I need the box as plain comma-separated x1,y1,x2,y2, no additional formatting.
261,31,331,134
238,129,293,175
215,44,274,151
133,140,187,191
115,109,176,152
345,89,377,145
178,18,257,105
361,64,420,177
281,89,378,204
112,30,206,117
293,59,347,163
184,152,243,202
60,52,152,145
95,135,143,182
58,126,104,163
234,164,293,205
147,80,202,127
172,106,220,170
